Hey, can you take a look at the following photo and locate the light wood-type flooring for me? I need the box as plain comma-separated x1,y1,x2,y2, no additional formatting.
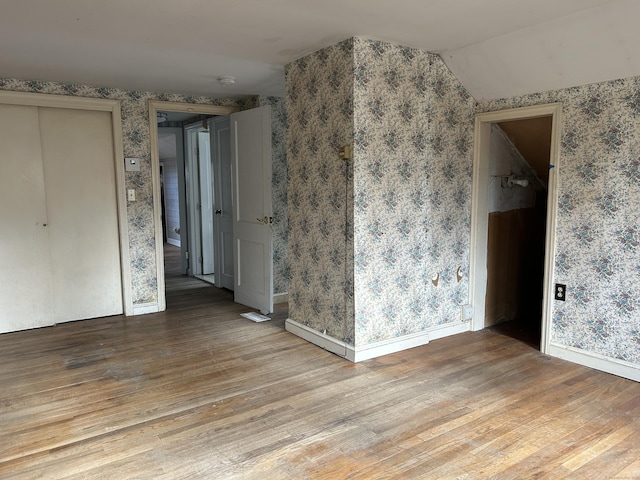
1,246,640,479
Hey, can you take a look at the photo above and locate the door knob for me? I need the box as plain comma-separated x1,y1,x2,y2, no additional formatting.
215,210,222,214
257,216,269,224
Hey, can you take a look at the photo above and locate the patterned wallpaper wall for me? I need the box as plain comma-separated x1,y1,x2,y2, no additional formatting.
352,38,476,345
258,96,289,295
0,79,288,304
285,39,356,344
479,77,640,365
286,38,475,347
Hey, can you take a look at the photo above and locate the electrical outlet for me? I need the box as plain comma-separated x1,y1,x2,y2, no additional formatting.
555,283,566,301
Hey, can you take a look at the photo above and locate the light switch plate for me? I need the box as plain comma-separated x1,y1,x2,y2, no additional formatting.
125,157,141,172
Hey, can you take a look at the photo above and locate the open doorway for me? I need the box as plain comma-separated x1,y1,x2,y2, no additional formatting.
484,118,551,347
149,102,238,312
470,104,562,353
150,101,276,315
184,119,215,283
157,113,233,294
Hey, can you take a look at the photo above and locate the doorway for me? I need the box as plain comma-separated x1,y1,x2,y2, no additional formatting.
157,114,232,294
469,104,562,353
150,101,275,315
149,102,238,311
184,120,215,282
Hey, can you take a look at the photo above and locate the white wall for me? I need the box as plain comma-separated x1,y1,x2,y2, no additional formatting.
488,125,537,213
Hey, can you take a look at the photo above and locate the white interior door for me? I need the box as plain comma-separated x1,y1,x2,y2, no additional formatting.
231,106,273,314
0,105,55,332
211,116,234,290
39,107,123,323
198,130,214,275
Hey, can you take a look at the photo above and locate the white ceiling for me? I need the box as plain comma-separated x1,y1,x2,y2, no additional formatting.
1,0,638,100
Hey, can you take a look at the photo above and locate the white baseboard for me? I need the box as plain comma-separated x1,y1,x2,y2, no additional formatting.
132,303,160,315
273,293,289,304
548,342,640,382
427,320,471,341
166,238,181,247
285,319,347,357
348,330,430,362
285,318,470,362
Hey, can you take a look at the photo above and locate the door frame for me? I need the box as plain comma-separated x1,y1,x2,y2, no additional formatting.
210,116,234,290
157,127,184,252
0,90,133,315
149,101,238,311
469,103,562,353
183,121,208,277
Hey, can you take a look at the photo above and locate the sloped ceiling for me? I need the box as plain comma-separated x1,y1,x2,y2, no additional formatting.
498,118,552,184
1,0,637,100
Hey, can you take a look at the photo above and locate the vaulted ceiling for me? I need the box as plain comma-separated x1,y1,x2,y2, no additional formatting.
1,0,637,100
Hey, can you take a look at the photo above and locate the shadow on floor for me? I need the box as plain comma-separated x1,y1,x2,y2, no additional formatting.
489,315,541,349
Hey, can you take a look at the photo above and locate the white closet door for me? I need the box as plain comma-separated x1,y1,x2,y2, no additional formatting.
39,107,123,322
0,105,55,332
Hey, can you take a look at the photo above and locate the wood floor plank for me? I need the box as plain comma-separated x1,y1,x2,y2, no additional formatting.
0,244,639,478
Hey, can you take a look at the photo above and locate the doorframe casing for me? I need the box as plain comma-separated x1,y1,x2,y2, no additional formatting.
183,120,207,277
148,101,238,311
469,103,562,354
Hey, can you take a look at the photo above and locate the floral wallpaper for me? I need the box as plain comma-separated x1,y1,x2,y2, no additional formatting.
479,76,640,365
352,39,476,345
258,96,289,295
0,78,288,305
286,38,475,347
286,39,356,344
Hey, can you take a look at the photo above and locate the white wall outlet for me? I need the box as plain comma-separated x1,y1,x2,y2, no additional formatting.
127,189,136,202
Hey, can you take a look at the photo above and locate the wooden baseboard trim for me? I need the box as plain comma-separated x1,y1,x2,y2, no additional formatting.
285,319,470,362
273,293,289,305
548,342,640,382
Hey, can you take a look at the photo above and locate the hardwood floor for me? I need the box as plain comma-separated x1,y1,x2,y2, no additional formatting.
1,249,639,479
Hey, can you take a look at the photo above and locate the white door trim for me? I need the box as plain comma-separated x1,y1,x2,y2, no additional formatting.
469,103,562,354
0,90,133,316
148,101,238,312
184,121,205,277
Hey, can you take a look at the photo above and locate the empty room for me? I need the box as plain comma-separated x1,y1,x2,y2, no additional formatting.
1,1,640,478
